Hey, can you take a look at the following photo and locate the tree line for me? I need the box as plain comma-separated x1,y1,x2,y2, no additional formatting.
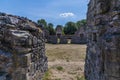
37,19,86,35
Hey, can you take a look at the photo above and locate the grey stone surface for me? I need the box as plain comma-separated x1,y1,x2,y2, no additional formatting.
85,0,120,80
0,12,48,80
59,36,68,44
48,35,58,44
71,36,87,44
56,26,62,38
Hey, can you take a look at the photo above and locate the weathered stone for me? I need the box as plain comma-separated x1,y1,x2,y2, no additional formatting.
59,36,68,44
85,0,120,80
71,27,87,44
71,36,87,44
48,35,58,44
0,12,48,80
56,26,62,38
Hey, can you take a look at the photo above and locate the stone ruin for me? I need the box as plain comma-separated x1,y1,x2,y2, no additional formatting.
71,27,87,44
47,35,58,44
56,26,62,38
0,12,48,80
47,23,88,44
59,36,68,44
74,27,86,37
47,27,87,44
85,0,120,80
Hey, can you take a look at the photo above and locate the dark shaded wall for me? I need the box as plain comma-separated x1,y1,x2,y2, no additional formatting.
85,0,120,80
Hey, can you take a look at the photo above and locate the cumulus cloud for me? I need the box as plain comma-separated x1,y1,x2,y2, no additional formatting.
59,12,75,18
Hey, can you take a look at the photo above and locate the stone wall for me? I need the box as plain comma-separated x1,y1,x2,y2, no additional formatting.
59,36,68,44
0,12,48,80
56,26,62,38
85,0,120,80
47,35,87,44
47,35,58,44
71,36,87,44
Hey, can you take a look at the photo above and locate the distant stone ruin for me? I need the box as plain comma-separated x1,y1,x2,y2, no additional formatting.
47,26,87,44
85,0,120,80
0,12,48,80
71,27,87,44
47,35,58,44
56,26,62,38
59,36,68,44
74,27,86,37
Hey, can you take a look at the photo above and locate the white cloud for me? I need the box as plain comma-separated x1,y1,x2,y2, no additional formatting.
59,12,75,18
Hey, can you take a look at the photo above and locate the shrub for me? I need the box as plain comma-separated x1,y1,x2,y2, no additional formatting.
56,66,64,71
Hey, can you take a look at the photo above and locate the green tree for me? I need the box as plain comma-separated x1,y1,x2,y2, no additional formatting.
76,19,86,29
37,19,47,29
63,21,77,35
47,23,55,35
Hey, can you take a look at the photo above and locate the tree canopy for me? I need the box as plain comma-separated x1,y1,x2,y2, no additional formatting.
47,23,55,35
63,21,77,35
37,19,47,29
76,19,86,29
37,19,86,35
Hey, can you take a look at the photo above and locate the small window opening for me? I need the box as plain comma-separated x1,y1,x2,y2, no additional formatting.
93,33,97,42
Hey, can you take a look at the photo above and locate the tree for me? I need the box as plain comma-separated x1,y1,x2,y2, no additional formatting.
76,19,86,29
47,23,55,35
37,19,47,29
63,21,77,35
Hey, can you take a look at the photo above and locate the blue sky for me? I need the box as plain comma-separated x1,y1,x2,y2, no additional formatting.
0,0,89,26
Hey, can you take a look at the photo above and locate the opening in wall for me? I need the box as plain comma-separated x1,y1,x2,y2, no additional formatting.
80,34,84,39
93,33,97,42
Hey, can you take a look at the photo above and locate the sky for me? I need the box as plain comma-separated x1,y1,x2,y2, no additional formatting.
0,0,89,26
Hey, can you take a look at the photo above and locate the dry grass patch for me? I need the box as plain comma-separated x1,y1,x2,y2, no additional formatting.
44,43,86,80
45,44,86,61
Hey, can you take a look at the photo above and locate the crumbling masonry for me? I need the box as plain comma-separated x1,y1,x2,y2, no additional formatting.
85,0,120,80
0,12,48,80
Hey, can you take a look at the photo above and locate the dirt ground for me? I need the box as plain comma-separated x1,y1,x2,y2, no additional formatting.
43,44,87,80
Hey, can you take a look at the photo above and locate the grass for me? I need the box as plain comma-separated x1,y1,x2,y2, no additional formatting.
42,69,52,80
68,71,77,75
56,66,64,71
76,76,85,80
45,43,86,80
55,78,61,80
45,44,86,61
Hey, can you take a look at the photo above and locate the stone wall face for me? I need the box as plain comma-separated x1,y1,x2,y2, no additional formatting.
60,36,68,44
85,0,120,80
0,12,48,80
48,35,58,44
56,26,62,38
71,36,87,44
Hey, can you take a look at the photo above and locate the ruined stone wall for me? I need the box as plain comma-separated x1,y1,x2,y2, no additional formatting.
71,36,87,44
85,0,120,80
0,12,48,80
47,35,87,44
47,35,58,44
60,36,68,44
